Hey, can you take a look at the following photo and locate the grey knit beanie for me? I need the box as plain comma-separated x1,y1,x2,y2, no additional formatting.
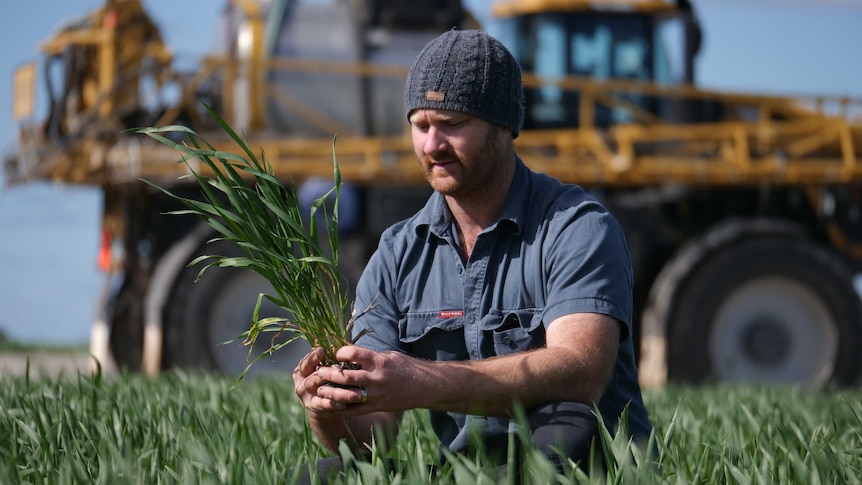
405,29,524,138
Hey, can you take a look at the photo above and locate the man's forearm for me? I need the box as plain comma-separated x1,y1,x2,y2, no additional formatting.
400,315,620,416
317,314,618,420
417,347,600,416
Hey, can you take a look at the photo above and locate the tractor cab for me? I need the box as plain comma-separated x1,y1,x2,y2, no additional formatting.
492,0,709,129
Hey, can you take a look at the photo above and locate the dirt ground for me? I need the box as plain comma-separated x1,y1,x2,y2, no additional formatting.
0,351,95,379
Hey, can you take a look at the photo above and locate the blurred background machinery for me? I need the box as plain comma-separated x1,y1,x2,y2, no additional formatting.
5,0,862,388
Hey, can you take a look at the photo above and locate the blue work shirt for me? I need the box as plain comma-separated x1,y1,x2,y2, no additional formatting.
352,157,652,455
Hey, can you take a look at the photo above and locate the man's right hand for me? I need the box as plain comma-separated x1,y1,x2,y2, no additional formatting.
292,347,349,413
292,346,403,453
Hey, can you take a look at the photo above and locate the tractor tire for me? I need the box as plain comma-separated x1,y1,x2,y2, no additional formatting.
162,239,311,378
108,278,144,371
661,235,862,387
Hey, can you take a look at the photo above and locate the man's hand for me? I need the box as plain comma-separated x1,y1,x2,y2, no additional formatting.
292,346,404,453
293,346,390,413
292,347,355,412
312,346,418,414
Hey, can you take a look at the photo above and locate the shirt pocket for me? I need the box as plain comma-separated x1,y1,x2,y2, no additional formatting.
398,312,468,361
488,309,545,356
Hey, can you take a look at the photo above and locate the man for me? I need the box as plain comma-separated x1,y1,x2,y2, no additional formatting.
293,29,652,478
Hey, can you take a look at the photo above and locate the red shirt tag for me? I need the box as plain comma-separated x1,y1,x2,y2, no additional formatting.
438,310,464,318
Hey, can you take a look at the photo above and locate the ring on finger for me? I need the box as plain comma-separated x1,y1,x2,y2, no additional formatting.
360,387,368,403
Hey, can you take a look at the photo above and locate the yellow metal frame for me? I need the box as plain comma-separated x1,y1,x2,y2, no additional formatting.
8,0,861,190
491,0,677,18
492,0,678,18
13,52,860,189
12,63,36,121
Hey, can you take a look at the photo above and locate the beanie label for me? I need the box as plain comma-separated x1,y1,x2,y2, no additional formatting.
425,90,446,102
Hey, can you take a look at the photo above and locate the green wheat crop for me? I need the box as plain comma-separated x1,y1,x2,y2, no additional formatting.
135,106,362,379
1,370,861,484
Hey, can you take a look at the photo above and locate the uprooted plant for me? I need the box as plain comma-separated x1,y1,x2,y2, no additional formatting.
134,104,366,381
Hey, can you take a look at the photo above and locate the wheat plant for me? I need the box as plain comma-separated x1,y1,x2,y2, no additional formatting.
135,105,361,379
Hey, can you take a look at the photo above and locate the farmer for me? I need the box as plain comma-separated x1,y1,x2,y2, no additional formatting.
293,29,653,479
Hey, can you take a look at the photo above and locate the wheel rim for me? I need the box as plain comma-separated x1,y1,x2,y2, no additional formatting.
708,276,838,386
207,271,310,377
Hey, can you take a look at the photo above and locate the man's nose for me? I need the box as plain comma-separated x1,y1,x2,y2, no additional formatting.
423,126,448,155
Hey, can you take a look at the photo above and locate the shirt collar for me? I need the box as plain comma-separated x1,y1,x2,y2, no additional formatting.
497,157,530,235
413,157,530,238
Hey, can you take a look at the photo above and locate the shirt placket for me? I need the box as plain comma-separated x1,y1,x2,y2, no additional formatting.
461,232,490,360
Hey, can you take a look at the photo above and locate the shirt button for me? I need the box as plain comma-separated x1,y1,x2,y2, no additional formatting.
457,265,463,274
467,315,476,324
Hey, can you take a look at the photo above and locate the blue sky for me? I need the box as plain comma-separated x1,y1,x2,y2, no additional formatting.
694,0,862,98
0,0,860,344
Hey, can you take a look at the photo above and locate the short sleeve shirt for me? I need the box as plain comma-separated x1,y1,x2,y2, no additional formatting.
352,158,653,454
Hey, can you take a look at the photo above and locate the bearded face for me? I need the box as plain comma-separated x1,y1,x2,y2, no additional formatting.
409,109,513,199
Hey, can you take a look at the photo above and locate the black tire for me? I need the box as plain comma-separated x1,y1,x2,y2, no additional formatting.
108,278,144,371
162,239,311,377
663,236,862,387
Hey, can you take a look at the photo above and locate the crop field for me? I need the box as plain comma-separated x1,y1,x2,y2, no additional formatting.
1,369,861,484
